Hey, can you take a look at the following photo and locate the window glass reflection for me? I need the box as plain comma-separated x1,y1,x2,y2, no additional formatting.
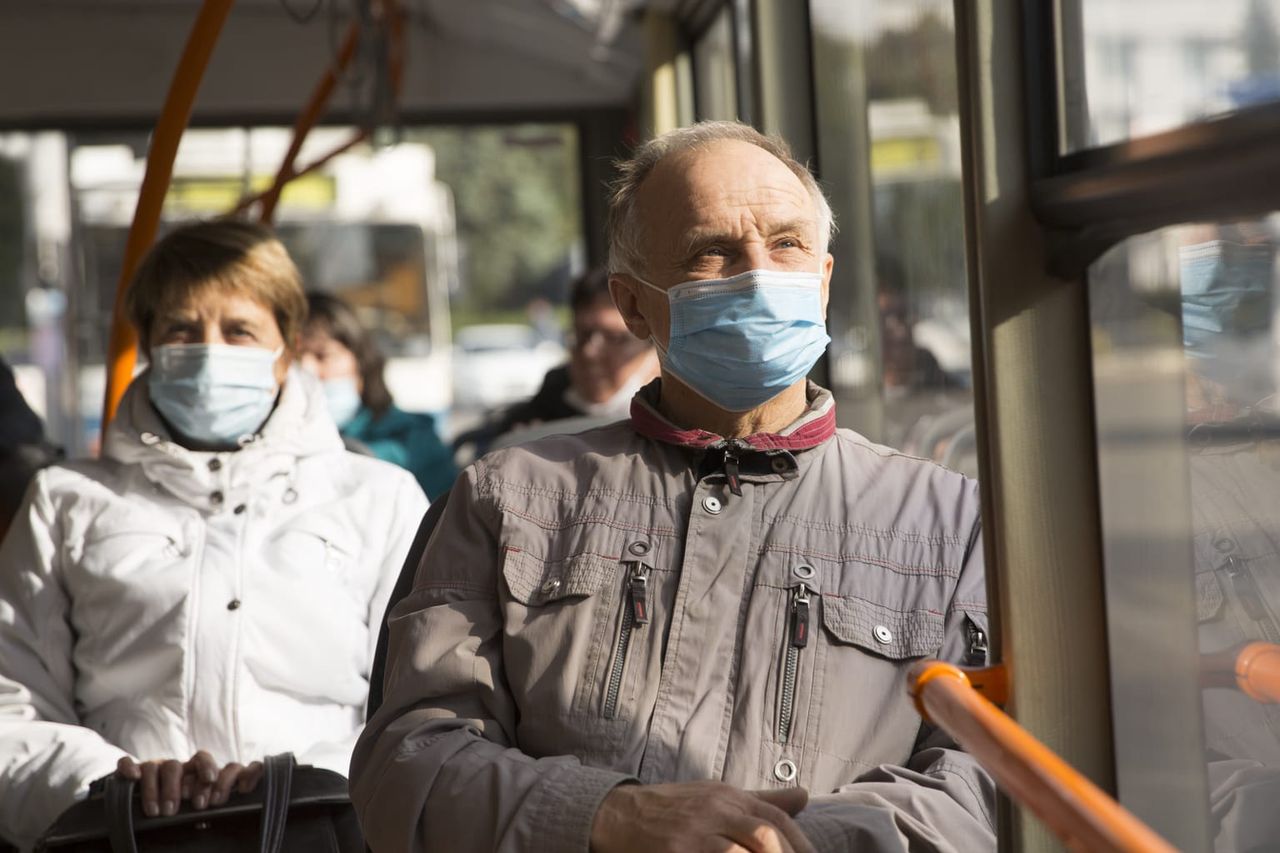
1089,215,1280,850
1063,0,1280,151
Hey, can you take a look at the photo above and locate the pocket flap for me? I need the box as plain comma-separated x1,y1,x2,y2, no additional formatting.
820,594,944,659
502,548,615,605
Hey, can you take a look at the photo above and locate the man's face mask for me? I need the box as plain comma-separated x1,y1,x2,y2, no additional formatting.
637,268,831,412
148,343,282,446
1180,239,1272,351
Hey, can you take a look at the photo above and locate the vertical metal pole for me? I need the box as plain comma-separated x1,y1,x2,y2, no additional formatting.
952,1,1116,850
100,0,237,435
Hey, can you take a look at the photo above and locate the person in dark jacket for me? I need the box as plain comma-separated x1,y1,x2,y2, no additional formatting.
455,268,659,456
300,293,457,500
0,357,58,544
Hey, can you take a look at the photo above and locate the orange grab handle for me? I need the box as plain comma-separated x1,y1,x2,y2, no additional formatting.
909,661,1177,853
255,19,362,223
230,129,369,217
1202,641,1280,704
101,0,237,436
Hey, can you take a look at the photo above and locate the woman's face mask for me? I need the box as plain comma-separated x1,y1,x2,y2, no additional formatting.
637,268,831,412
148,343,283,447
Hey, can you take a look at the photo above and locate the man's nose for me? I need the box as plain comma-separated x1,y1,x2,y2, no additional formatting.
738,244,775,274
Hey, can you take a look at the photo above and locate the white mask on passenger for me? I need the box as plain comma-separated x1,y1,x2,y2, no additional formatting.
148,343,282,446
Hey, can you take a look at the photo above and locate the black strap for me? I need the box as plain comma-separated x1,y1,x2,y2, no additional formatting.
99,754,296,853
258,753,295,853
103,775,138,853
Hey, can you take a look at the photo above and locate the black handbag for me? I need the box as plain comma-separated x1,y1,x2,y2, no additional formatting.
34,754,364,853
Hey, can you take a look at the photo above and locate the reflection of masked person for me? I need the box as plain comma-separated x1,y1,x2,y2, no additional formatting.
1180,238,1274,407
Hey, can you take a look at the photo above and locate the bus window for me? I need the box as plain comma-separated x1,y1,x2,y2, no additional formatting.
0,123,582,455
809,0,974,476
1089,214,1280,850
1060,0,1280,151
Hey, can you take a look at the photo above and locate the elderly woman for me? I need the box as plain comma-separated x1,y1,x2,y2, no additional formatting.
299,293,456,500
0,221,427,849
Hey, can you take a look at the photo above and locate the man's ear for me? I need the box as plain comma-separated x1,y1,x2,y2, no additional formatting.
609,274,653,341
820,253,834,318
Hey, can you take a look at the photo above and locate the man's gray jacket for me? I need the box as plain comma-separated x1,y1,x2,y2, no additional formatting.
351,382,994,851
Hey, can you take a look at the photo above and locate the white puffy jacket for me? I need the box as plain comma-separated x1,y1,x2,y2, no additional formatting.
0,369,428,848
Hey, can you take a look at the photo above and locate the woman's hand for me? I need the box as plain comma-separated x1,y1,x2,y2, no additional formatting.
116,752,264,817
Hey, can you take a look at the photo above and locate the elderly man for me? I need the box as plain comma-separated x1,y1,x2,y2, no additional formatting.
351,121,993,852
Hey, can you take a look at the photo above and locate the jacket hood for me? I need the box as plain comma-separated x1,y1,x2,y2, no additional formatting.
629,378,837,451
104,367,345,507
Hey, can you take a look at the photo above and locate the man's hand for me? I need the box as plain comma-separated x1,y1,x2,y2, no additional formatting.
116,752,264,817
589,781,816,853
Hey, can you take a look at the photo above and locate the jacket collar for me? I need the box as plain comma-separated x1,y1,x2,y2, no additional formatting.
629,379,836,452
103,368,344,506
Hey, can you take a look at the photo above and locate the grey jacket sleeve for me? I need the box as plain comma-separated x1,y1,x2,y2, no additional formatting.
348,461,634,853
793,511,997,853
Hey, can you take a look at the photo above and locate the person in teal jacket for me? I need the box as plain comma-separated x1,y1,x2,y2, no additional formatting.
300,293,457,500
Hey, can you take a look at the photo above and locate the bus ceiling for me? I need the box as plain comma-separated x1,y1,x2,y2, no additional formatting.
0,0,653,128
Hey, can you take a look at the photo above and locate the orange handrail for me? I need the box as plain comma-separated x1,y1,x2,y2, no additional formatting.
909,661,1177,853
255,20,362,223
229,130,370,217
100,0,237,436
1202,641,1280,703
247,0,405,223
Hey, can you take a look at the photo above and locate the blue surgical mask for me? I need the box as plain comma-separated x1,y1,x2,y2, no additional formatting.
1180,239,1272,354
640,268,830,412
323,376,363,429
148,343,282,447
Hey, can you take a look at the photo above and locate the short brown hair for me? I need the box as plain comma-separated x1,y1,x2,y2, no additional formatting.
126,219,308,354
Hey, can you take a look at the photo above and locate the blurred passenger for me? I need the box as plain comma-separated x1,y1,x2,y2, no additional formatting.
1177,223,1280,851
456,267,659,454
353,121,991,853
876,258,956,393
0,221,427,850
0,358,59,543
300,293,456,500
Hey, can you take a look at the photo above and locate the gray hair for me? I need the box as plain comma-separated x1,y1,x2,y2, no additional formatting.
606,121,835,278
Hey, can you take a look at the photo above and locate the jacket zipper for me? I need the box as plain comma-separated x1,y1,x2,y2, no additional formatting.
1222,554,1280,644
604,561,650,719
777,583,810,744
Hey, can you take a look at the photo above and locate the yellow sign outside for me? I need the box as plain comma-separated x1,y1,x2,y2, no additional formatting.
165,174,337,213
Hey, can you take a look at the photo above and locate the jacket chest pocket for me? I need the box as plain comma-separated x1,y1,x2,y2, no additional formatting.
501,538,673,729
762,587,944,788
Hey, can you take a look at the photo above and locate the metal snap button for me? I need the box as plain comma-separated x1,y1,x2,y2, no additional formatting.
773,759,798,783
793,564,816,581
233,504,247,515
540,578,562,595
702,496,723,515
873,625,893,645
227,599,241,611
207,458,222,472
770,456,790,473
210,491,224,505
629,541,651,556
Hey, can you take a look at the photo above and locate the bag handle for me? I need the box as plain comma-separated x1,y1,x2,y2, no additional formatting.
257,753,295,853
102,753,296,853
